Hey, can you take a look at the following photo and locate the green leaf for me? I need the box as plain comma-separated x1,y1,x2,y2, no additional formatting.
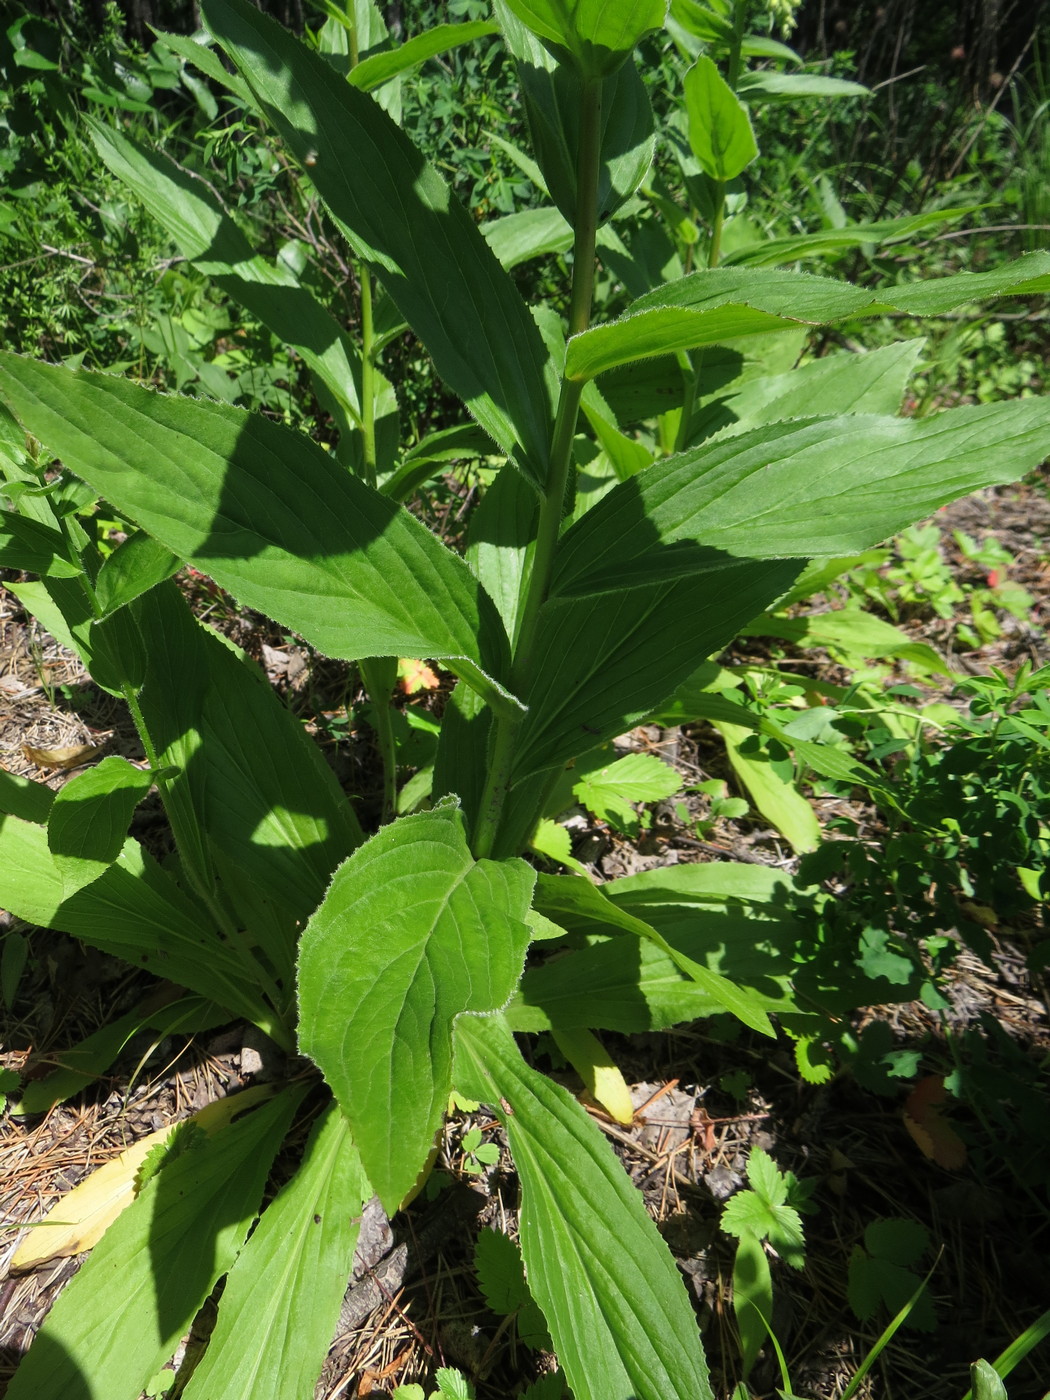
736,71,869,101
202,0,554,488
710,721,819,854
0,357,511,686
5,1087,304,1400
131,582,363,983
94,529,181,617
690,339,923,442
526,871,781,1036
551,403,1050,595
454,1015,714,1400
435,1370,475,1400
684,57,757,182
499,0,666,77
87,119,378,467
723,209,974,268
0,512,81,577
565,254,1050,380
731,1232,772,1378
0,814,271,1027
573,752,680,831
847,1248,936,1332
181,1105,368,1400
482,207,574,270
510,562,801,781
297,804,535,1211
722,1147,806,1268
47,756,158,897
350,21,499,90
499,8,654,226
864,1217,929,1268
970,1360,1009,1400
475,1227,531,1315
0,767,54,823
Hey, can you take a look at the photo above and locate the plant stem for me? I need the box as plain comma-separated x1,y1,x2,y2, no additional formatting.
359,266,378,490
471,75,604,859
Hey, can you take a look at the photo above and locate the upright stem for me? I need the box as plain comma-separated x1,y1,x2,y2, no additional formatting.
358,267,378,491
472,75,604,859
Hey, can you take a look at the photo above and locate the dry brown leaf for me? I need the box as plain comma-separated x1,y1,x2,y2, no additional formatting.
903,1075,967,1170
22,742,100,771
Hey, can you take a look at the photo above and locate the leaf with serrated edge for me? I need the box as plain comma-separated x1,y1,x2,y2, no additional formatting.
551,402,1050,597
454,1015,713,1400
574,753,680,830
298,805,534,1211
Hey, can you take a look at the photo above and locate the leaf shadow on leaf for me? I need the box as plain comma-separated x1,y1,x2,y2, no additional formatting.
4,1332,93,1400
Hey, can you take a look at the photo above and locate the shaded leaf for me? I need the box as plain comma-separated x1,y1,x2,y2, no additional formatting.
181,1106,369,1400
6,1087,303,1400
0,356,511,687
203,0,554,487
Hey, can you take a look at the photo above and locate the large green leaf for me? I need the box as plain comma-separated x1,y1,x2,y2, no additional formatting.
0,356,511,684
500,0,666,77
498,5,655,226
566,254,1050,380
0,813,269,1023
350,20,499,90
6,1087,303,1400
454,1015,714,1400
129,582,362,996
684,56,757,182
509,561,800,780
297,804,535,1210
202,0,554,488
551,401,1050,596
181,1105,369,1400
511,862,808,1032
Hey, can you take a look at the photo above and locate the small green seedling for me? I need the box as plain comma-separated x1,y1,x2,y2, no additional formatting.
721,1147,816,1378
459,1126,500,1176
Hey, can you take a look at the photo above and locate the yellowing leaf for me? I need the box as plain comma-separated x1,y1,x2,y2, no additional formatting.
553,1027,634,1125
10,1085,276,1272
22,744,101,772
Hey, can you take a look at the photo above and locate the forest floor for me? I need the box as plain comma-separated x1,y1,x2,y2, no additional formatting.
0,478,1047,1400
